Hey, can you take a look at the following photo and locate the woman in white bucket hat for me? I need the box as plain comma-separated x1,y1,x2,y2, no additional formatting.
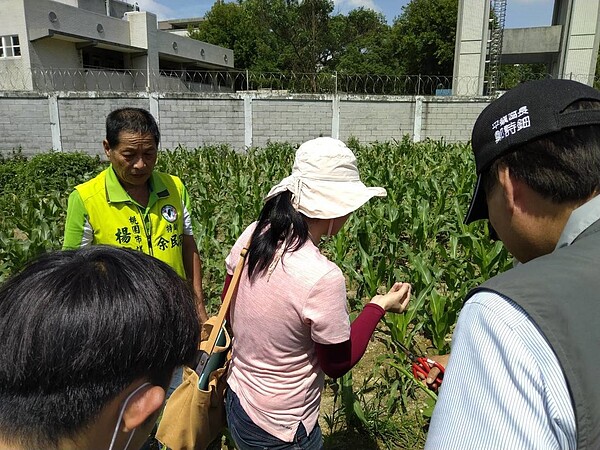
224,137,412,450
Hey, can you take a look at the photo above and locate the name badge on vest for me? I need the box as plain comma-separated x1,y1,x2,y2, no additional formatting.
161,205,178,223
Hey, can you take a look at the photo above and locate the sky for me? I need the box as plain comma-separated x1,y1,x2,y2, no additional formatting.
136,0,555,28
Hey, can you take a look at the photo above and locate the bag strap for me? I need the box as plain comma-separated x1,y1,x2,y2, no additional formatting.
202,239,250,357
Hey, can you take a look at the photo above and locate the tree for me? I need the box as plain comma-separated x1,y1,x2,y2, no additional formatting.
192,0,343,74
391,0,458,76
191,0,458,79
497,63,548,90
245,0,337,73
190,2,280,71
331,8,398,75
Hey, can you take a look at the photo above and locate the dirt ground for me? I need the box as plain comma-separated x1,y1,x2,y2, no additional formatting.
318,332,430,450
319,337,385,449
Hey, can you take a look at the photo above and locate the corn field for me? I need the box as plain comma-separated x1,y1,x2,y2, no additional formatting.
0,139,511,448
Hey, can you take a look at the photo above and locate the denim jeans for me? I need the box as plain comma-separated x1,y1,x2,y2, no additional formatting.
226,389,324,450
166,365,183,399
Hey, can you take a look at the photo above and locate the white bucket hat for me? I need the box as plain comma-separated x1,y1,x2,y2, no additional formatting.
264,137,387,219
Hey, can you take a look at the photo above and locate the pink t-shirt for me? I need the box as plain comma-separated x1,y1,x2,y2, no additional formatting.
225,222,350,442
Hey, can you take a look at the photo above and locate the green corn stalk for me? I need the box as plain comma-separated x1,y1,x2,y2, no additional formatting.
339,371,367,430
2,140,515,448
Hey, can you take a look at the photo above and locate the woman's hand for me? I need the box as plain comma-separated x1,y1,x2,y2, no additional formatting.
369,282,411,313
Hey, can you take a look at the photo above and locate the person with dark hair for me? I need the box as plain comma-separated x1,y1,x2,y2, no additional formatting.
0,245,199,450
425,79,600,449
223,137,412,450
63,107,207,398
63,107,208,325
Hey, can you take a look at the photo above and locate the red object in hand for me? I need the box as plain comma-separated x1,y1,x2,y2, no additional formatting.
397,342,445,386
411,356,445,385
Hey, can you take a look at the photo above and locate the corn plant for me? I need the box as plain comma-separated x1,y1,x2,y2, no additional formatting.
1,139,514,449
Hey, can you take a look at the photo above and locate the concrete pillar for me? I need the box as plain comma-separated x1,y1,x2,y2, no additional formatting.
125,11,160,91
331,95,340,139
455,0,600,93
149,93,159,125
553,0,600,85
48,93,62,151
452,0,490,96
243,93,253,149
413,96,424,142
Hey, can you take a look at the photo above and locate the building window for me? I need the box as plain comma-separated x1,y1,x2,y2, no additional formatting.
81,47,124,70
0,35,21,58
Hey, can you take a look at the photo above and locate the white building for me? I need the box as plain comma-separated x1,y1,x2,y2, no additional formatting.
1,0,235,91
158,17,205,37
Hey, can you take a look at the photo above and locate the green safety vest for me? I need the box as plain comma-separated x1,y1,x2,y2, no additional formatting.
65,167,189,278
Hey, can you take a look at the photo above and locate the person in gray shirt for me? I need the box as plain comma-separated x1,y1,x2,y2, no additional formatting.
426,79,600,450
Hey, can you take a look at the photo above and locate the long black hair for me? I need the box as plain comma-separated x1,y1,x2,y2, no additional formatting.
247,191,309,280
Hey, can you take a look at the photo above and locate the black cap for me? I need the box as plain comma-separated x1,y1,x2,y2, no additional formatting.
465,79,600,224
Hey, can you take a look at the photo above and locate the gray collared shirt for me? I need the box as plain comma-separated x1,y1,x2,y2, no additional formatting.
556,194,600,248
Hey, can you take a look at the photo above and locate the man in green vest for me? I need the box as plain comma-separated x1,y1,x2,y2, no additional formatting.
63,107,208,324
425,80,600,449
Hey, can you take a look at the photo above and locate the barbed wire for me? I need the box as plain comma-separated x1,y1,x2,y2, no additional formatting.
0,67,598,95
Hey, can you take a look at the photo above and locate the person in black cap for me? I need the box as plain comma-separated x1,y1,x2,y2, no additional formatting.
425,79,600,450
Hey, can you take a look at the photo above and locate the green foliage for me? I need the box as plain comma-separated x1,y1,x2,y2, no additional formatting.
332,8,400,75
498,63,549,90
190,2,281,72
1,139,510,335
191,0,403,76
192,0,338,73
324,351,430,449
0,189,67,283
0,149,27,193
0,152,104,282
155,143,296,312
0,150,103,194
1,140,513,446
249,0,336,73
321,136,512,356
390,0,458,76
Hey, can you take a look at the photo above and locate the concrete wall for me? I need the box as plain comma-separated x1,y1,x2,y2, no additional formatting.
6,0,233,81
25,0,132,43
156,29,234,69
252,98,332,148
58,96,149,154
455,0,600,90
422,98,488,141
159,96,245,150
557,0,600,84
1,1,32,90
30,38,80,69
339,98,414,142
0,91,493,155
502,26,562,65
77,0,133,18
0,94,53,153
